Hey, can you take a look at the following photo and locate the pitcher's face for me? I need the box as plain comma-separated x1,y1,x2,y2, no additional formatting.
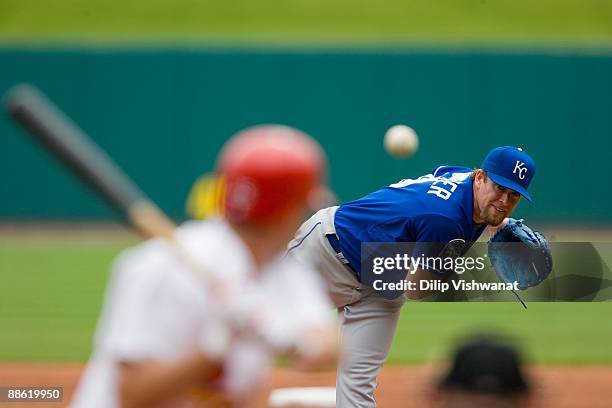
473,170,520,226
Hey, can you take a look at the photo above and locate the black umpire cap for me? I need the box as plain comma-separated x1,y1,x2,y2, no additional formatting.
438,335,530,396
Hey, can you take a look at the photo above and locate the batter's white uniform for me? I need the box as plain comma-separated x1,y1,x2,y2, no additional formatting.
71,218,334,408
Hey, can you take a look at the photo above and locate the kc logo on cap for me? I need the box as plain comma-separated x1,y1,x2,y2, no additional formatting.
513,161,528,180
481,146,536,202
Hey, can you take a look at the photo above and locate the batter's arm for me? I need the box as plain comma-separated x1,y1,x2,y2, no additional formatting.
118,352,226,408
119,352,219,408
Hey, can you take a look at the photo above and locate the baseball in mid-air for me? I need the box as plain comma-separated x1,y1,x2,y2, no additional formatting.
384,125,419,158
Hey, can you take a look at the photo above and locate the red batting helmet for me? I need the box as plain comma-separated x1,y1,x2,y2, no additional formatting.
217,125,327,224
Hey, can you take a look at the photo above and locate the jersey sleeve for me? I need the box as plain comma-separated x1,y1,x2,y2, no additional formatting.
287,262,334,327
259,258,335,355
410,214,465,275
285,263,336,359
93,242,206,363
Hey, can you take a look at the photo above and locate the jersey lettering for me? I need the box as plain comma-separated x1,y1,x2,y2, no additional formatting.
427,178,458,200
390,171,468,201
427,184,452,200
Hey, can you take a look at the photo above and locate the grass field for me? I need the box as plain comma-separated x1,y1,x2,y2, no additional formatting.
1,1,612,48
1,234,611,365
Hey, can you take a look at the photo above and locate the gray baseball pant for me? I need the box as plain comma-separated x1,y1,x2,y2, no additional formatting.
287,206,406,408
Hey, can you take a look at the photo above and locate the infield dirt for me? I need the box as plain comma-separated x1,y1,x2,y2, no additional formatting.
0,364,611,407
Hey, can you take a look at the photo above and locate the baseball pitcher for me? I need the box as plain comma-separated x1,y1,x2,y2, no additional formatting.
286,146,551,407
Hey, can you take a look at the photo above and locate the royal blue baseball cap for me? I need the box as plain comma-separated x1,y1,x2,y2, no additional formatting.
481,146,536,202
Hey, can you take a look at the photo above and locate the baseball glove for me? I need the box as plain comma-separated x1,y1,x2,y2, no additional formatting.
488,218,553,290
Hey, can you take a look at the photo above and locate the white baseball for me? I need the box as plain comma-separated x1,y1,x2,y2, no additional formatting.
384,125,419,158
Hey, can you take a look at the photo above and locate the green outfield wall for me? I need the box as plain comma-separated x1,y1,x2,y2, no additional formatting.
1,48,610,222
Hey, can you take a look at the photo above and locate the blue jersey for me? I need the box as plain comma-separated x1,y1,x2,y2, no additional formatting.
334,165,486,274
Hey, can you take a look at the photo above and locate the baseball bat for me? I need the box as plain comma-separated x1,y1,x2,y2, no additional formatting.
4,83,217,287
4,84,176,240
